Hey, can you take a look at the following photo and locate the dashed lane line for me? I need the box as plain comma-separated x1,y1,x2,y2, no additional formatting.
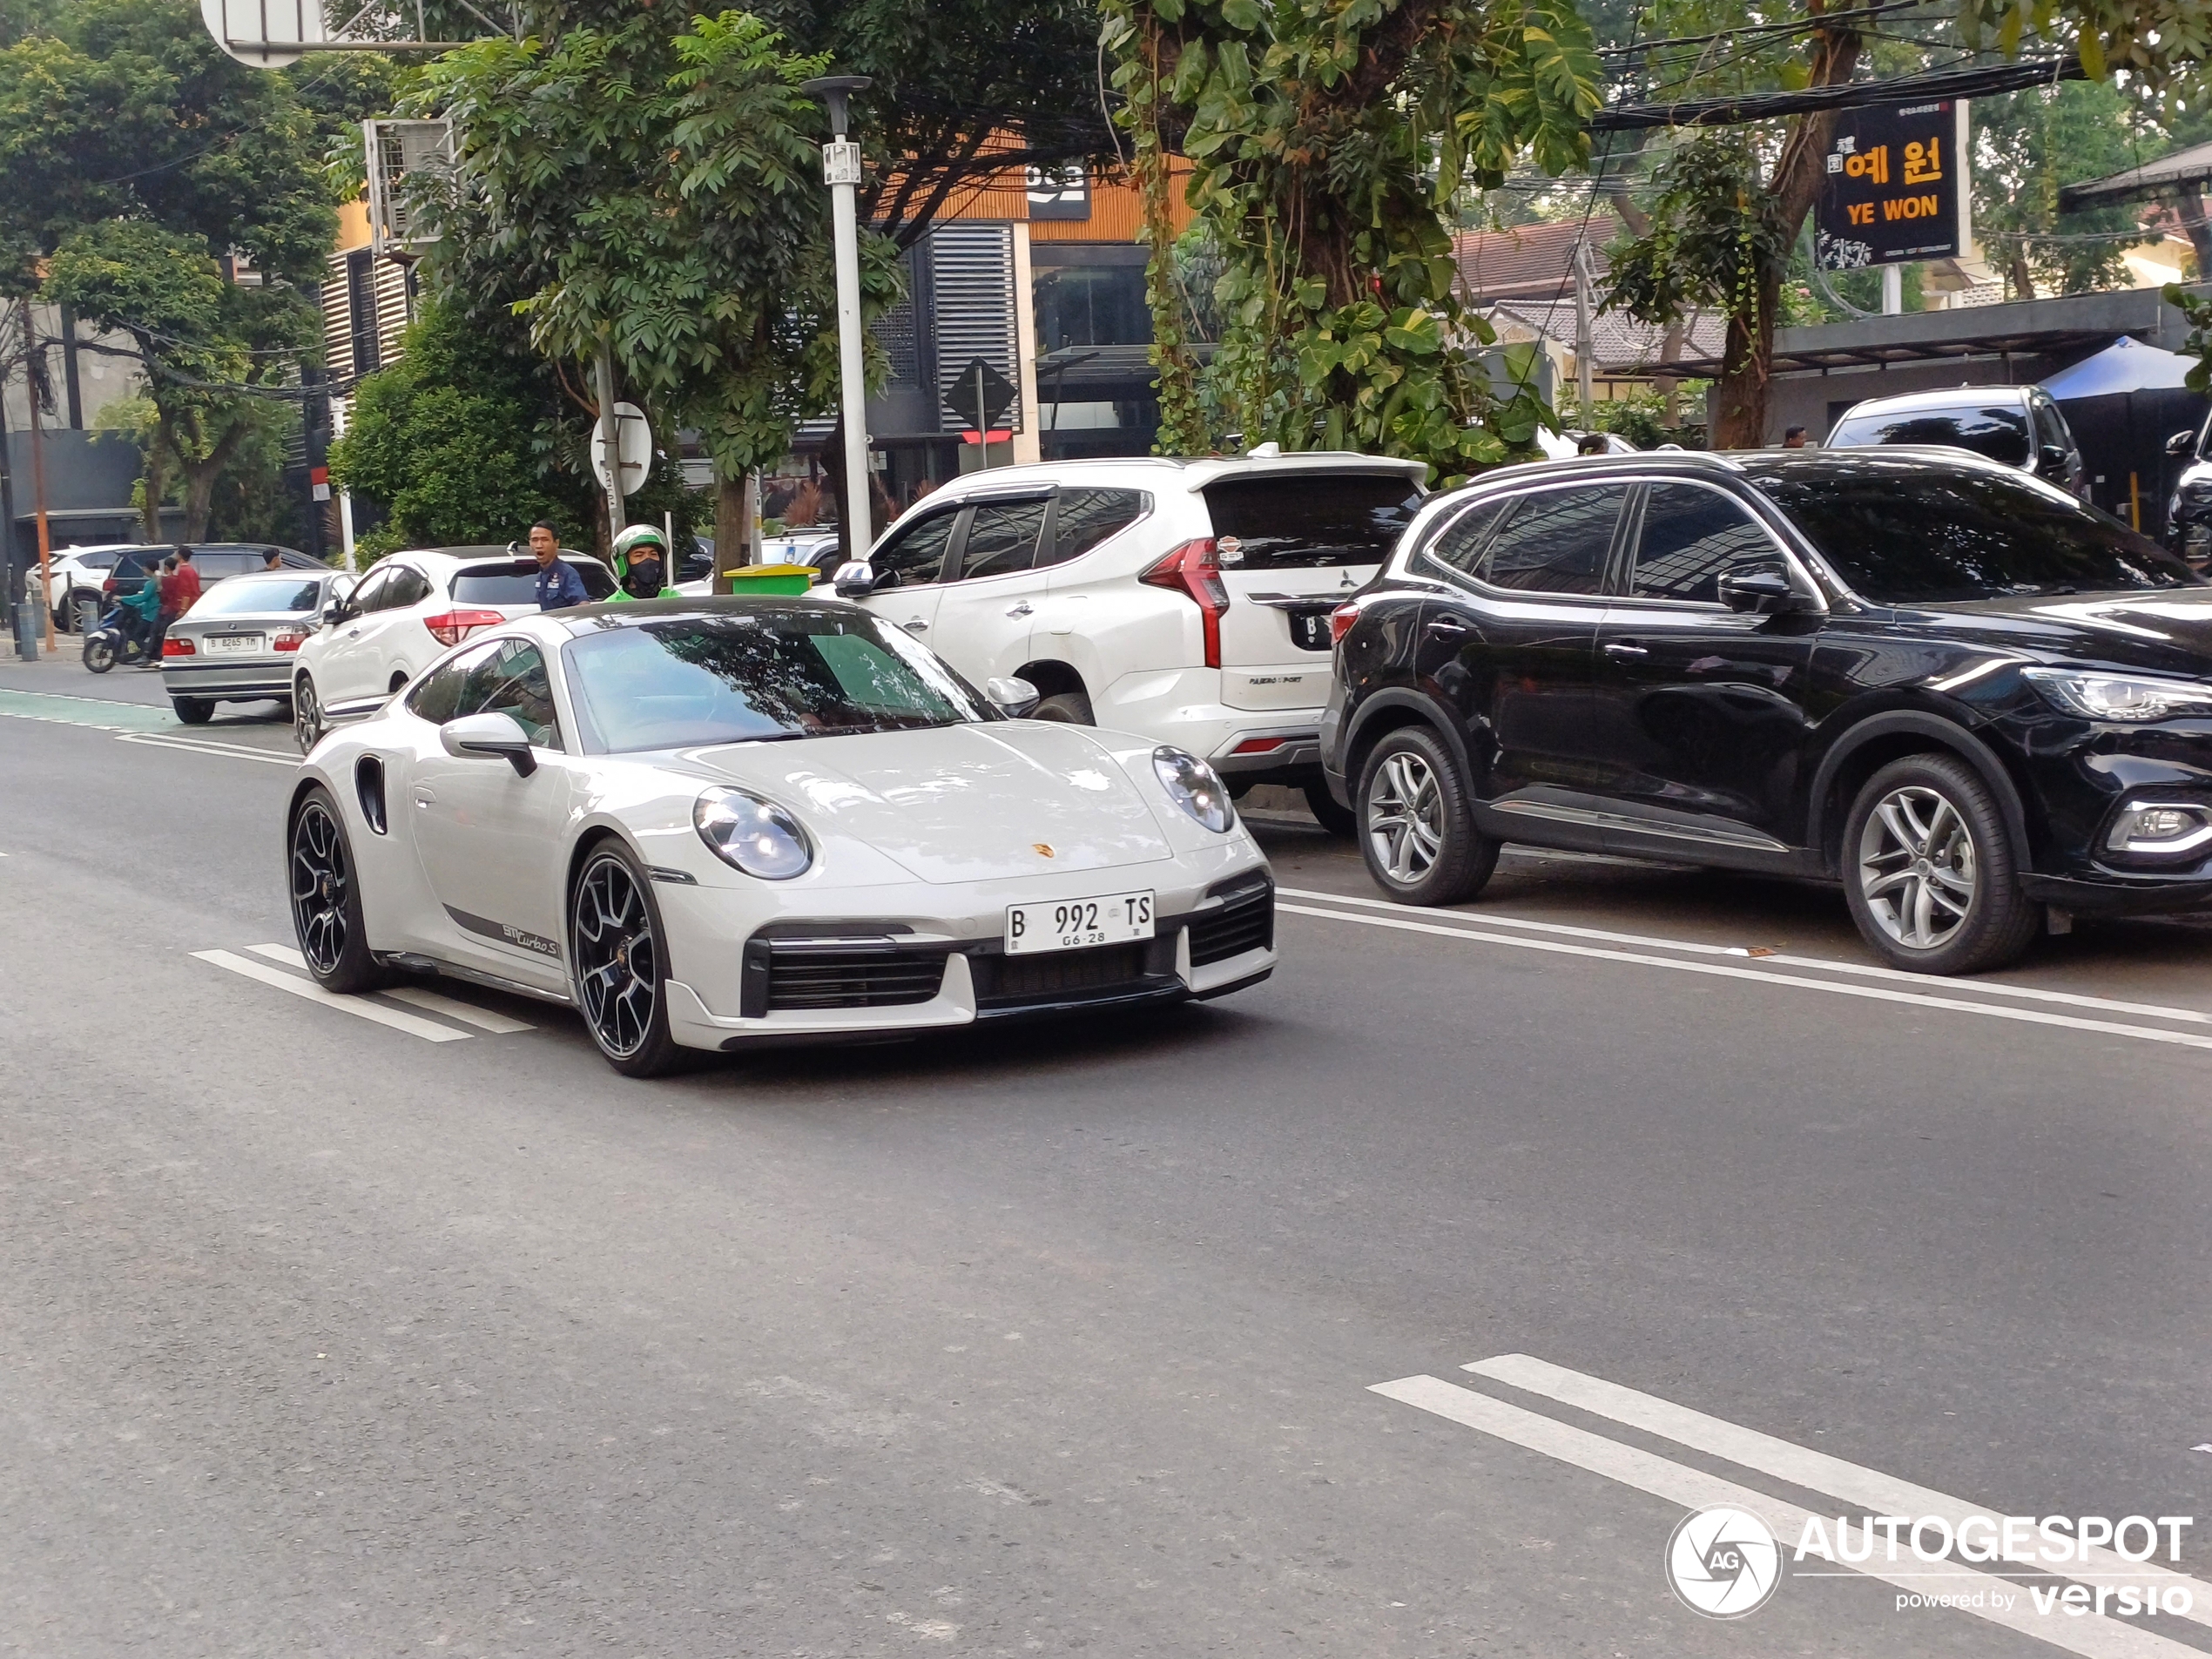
1370,1372,2198,1659
191,949,470,1042
240,944,543,1035
1277,903,2212,1052
1278,886,2212,1029
116,731,298,766
1465,1352,2212,1630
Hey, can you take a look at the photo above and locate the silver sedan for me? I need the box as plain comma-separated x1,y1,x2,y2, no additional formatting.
161,569,354,725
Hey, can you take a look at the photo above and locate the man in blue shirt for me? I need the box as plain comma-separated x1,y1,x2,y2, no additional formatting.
530,521,589,610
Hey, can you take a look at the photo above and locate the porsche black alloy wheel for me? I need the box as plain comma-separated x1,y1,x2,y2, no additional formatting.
570,845,685,1077
288,787,386,992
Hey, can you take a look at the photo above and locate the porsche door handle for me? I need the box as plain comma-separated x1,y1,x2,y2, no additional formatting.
1005,602,1034,618
1603,641,1650,658
411,786,435,807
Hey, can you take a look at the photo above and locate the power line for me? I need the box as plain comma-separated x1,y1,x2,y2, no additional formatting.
1595,51,2080,130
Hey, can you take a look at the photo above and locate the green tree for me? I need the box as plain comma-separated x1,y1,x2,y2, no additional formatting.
412,5,894,558
0,0,341,536
1973,78,2152,299
1104,0,1603,478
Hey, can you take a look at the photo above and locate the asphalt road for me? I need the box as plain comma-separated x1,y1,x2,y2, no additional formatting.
4,651,2210,1658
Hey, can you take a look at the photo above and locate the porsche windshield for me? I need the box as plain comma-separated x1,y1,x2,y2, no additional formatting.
563,610,991,752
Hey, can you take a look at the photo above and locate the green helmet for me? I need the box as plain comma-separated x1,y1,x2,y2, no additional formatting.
612,523,667,564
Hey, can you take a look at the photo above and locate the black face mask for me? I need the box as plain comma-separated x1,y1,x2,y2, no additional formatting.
624,557,663,597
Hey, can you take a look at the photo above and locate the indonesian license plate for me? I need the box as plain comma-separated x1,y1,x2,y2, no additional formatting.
1289,610,1333,651
1005,891,1156,955
206,633,264,653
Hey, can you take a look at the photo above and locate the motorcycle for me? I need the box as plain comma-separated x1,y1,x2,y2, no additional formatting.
82,603,153,673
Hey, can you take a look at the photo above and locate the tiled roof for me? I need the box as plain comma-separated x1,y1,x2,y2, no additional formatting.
1485,299,1730,374
1453,218,1623,303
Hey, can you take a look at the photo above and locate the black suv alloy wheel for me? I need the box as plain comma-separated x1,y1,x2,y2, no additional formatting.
1355,727,1500,907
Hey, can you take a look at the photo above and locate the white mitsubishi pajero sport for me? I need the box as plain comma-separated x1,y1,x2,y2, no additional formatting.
833,451,1426,830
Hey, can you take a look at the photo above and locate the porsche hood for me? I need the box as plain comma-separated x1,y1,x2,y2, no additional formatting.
689,722,1176,884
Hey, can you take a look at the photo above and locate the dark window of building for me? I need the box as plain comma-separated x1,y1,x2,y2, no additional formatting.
1034,264,1150,352
346,251,380,376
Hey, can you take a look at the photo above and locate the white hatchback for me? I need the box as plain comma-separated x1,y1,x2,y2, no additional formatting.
832,453,1426,828
290,545,615,751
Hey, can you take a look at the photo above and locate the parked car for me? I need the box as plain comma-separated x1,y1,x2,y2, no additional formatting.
831,453,1427,831
1321,447,2212,974
1825,385,2086,496
285,597,1277,1076
2164,414,2212,567
99,543,327,605
158,567,354,724
289,546,616,752
671,530,840,597
39,543,152,631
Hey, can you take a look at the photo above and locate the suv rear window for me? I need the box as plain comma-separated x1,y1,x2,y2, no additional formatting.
451,558,617,604
1829,402,2031,467
1202,474,1423,570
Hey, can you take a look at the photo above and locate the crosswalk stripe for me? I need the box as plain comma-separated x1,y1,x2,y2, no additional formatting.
1466,1353,2212,1629
1278,903,2212,1052
1371,1374,2200,1659
116,731,299,766
191,949,469,1042
243,943,536,1032
382,985,536,1034
1278,886,2212,1026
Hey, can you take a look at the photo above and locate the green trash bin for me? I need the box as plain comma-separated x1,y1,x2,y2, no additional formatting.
722,563,818,597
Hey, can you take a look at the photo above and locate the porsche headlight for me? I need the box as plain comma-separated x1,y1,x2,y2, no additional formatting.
2021,668,2212,723
1152,745,1234,833
694,787,813,879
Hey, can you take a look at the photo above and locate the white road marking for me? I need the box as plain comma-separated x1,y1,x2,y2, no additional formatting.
1467,1352,2212,1629
243,943,536,1034
1278,886,2212,1026
1278,903,2212,1052
1371,1374,2201,1659
383,985,536,1035
191,950,469,1042
116,731,298,766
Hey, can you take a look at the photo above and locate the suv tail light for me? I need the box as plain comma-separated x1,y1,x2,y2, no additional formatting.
162,637,195,657
273,629,307,652
1329,601,1359,644
422,608,505,648
103,576,118,594
1139,538,1229,668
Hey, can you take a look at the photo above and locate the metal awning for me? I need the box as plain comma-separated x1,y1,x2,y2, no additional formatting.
1660,285,2207,378
2061,140,2212,212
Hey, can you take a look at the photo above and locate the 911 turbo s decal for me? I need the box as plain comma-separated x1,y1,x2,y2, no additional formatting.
443,905,563,960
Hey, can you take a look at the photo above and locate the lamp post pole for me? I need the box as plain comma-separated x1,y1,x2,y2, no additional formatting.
801,75,875,562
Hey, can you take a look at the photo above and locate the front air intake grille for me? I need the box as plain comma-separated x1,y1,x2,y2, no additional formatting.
971,941,1155,1007
761,942,948,1012
1188,882,1274,966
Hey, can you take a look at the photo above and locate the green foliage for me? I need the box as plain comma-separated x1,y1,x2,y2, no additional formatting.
2167,284,2212,396
327,298,597,558
1973,79,2150,298
1104,0,1603,482
414,7,896,494
1604,132,1789,366
1958,0,2212,100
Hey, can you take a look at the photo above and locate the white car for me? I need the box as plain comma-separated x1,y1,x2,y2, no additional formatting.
286,597,1277,1076
290,545,615,751
39,543,148,629
830,453,1427,831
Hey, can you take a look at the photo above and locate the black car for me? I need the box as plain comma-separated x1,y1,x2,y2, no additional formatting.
2166,415,2212,567
1320,448,2212,974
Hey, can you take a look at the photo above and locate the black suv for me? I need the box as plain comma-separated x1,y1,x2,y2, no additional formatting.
1320,448,2212,974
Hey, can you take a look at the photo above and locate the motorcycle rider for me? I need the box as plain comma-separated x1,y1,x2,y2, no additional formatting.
609,524,679,602
118,568,164,661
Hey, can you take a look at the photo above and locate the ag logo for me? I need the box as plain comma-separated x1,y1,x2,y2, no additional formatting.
1664,1505,1781,1619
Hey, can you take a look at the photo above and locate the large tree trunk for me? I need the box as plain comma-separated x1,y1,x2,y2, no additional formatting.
1708,11,1861,449
177,421,247,542
713,467,748,593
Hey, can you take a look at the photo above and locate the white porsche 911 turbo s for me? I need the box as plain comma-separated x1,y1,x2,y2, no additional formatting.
285,597,1277,1076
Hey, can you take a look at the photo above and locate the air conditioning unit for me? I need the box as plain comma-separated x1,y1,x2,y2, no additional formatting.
364,118,455,258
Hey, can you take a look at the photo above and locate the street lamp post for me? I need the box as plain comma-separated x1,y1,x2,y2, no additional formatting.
800,74,874,563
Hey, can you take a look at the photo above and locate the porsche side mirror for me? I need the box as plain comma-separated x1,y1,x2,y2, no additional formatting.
1717,570,1812,616
831,559,880,598
442,711,537,776
985,676,1042,718
2168,428,2200,458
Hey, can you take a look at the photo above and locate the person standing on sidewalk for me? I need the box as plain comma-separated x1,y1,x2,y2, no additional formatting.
169,547,204,612
529,522,589,610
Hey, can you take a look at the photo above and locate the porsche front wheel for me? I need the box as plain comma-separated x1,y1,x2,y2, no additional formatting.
570,843,686,1078
289,786,388,994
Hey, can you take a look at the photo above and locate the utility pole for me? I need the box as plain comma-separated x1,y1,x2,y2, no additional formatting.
1573,236,1596,432
19,300,54,651
801,75,876,561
